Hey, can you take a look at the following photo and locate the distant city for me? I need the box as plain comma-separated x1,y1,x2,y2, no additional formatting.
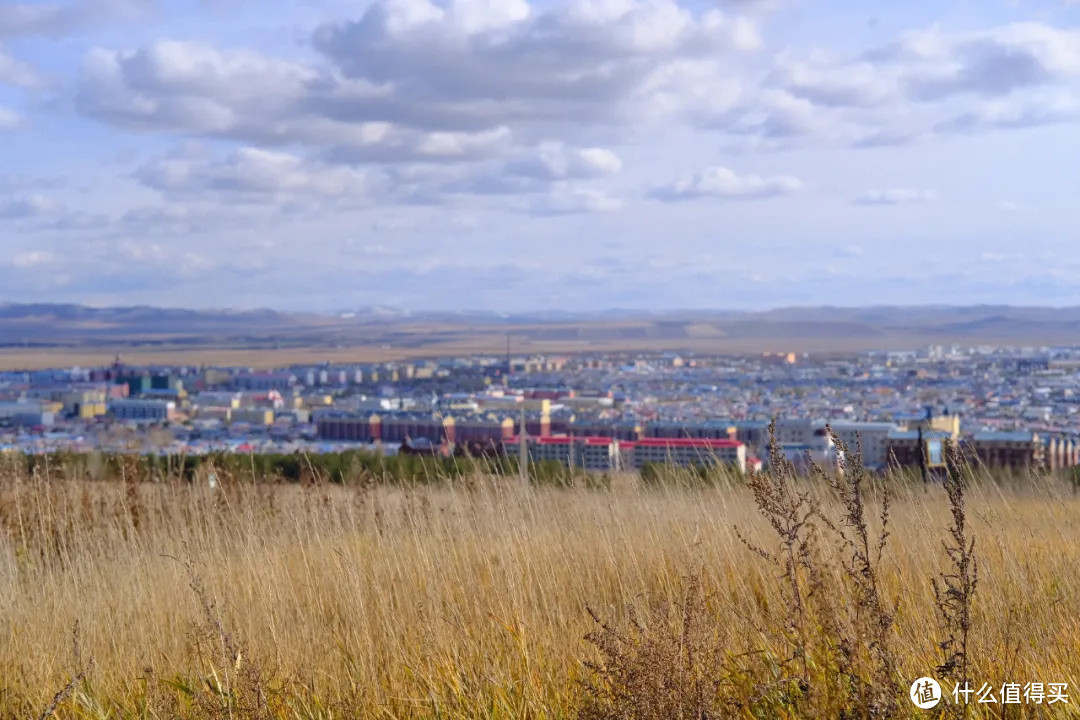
2,343,1078,475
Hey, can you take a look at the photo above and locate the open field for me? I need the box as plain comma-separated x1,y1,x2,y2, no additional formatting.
0,330,1063,370
0,336,905,370
8,303,1080,369
2,456,1079,718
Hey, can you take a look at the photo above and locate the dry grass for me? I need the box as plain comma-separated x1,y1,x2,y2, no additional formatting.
1,453,1079,718
0,333,1001,369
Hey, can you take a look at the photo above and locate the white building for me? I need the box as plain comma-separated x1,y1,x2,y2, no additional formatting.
773,418,817,445
776,435,843,474
828,422,898,469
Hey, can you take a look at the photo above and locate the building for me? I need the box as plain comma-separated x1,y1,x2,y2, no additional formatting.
504,435,622,472
968,431,1043,469
732,421,770,452
192,405,232,423
109,399,177,422
233,408,274,426
1045,436,1079,470
578,437,622,471
773,418,817,445
275,408,311,425
829,422,897,469
316,412,380,442
61,388,108,419
379,414,448,444
0,402,53,427
772,428,843,473
231,372,297,392
899,411,961,440
644,420,737,441
631,438,746,473
447,416,515,443
568,419,641,441
885,430,952,469
193,392,242,409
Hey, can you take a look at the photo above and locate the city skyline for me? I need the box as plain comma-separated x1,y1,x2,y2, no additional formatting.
3,0,1080,311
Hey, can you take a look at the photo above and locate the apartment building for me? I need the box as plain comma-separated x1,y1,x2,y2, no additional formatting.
505,436,622,472
631,438,746,473
772,418,817,445
829,421,897,469
644,419,737,441
885,430,951,469
0,402,53,427
968,431,1043,469
109,399,177,422
315,412,380,442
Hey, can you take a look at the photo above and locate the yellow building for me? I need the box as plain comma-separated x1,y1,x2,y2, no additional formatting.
910,414,961,440
62,390,107,419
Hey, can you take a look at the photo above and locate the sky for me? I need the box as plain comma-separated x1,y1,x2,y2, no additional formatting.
3,0,1080,313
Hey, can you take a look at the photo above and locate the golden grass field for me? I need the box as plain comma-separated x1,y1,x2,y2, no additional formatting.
2,454,1079,718
0,332,978,370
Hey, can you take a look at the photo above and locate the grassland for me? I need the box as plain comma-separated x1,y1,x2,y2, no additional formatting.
2,453,1079,718
0,335,824,371
10,303,1080,370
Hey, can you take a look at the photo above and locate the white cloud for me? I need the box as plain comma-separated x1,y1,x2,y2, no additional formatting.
414,127,513,158
770,53,898,108
77,41,318,135
505,142,623,180
529,187,624,215
853,188,936,206
0,106,23,130
10,250,55,267
0,44,40,87
888,23,1080,100
0,0,150,38
449,0,531,34
0,194,60,217
69,6,1080,199
652,166,802,201
136,147,370,204
11,1,1080,310
77,0,761,155
742,21,1080,147
0,3,68,37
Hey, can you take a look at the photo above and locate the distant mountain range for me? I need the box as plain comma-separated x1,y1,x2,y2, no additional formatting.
1,303,1079,354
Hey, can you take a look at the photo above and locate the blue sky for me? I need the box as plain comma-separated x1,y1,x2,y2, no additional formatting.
3,0,1080,312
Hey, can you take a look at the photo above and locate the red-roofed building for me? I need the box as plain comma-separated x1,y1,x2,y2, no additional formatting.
505,435,623,471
